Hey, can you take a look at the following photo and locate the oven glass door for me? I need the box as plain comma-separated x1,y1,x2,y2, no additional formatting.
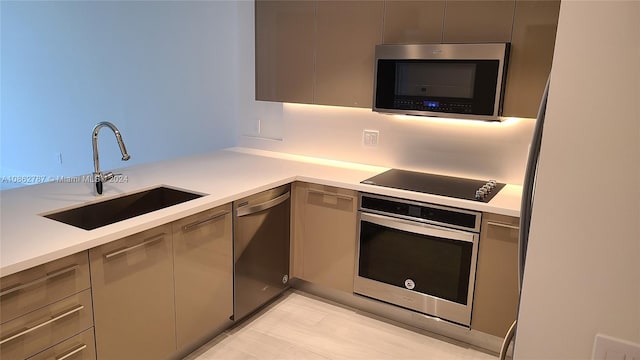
356,212,478,322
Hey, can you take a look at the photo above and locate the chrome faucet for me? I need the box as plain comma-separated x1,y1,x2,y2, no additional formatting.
92,122,130,195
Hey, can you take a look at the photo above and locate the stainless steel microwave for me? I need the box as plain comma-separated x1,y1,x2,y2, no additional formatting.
372,43,510,121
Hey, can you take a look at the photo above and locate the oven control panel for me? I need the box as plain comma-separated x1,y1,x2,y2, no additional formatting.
360,193,482,233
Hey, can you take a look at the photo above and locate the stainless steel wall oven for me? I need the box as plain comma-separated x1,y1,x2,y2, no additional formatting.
354,193,481,327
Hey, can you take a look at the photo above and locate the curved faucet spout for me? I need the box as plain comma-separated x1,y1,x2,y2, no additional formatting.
92,122,130,195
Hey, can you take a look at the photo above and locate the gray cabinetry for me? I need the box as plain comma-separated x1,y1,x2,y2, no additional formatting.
0,253,94,360
254,0,559,119
315,1,384,108
503,0,561,117
90,225,176,360
472,213,519,337
442,0,515,43
172,205,233,354
291,182,358,293
255,0,315,104
382,0,445,44
90,204,235,359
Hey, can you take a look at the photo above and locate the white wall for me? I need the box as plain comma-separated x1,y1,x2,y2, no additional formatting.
0,1,239,189
515,1,640,358
235,1,535,185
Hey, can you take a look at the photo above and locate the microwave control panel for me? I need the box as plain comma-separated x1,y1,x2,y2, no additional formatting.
392,99,473,114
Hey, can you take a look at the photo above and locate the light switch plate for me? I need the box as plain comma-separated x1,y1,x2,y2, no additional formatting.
592,334,640,360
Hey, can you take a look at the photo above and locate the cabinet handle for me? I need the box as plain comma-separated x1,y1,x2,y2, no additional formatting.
307,188,354,201
236,191,290,217
0,305,84,345
182,211,229,231
486,221,520,230
104,234,165,259
0,264,80,298
55,344,88,360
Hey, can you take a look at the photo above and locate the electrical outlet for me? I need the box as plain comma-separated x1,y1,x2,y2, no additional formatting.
363,130,379,147
593,334,640,360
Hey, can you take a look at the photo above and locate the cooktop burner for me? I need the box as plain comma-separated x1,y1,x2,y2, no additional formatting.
361,169,505,202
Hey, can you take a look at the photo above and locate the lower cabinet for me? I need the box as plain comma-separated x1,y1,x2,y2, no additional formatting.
0,289,94,360
0,251,93,360
90,204,234,360
472,213,520,338
172,204,233,352
90,225,176,360
292,182,358,293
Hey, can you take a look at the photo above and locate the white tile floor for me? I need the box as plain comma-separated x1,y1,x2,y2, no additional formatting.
184,291,497,360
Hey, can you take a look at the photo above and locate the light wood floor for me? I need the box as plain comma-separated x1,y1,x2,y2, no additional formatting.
184,290,498,360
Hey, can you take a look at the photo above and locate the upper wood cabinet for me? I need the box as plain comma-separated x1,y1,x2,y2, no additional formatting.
315,1,384,108
383,1,445,44
502,0,560,117
255,0,383,109
443,0,515,43
254,0,559,118
255,0,315,104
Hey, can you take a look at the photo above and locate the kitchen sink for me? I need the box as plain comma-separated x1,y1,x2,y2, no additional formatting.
43,186,204,230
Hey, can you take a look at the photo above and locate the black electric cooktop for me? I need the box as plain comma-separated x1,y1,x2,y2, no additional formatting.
361,169,506,203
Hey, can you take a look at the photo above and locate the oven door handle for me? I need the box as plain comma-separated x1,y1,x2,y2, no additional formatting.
360,212,476,243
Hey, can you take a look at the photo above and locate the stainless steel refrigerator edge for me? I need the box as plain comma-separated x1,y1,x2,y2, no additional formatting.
233,184,291,322
499,77,550,359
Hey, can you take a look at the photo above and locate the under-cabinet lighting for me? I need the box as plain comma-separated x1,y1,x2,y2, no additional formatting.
392,114,527,128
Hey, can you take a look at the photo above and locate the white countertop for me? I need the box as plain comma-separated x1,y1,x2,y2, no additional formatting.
0,147,522,277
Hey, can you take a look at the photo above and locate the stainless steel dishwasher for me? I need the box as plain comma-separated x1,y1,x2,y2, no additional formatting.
233,184,291,322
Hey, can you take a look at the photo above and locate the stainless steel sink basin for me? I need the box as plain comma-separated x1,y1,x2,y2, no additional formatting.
43,186,204,230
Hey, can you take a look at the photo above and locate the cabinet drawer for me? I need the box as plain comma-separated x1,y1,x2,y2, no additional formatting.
28,328,96,360
0,289,93,359
0,252,90,324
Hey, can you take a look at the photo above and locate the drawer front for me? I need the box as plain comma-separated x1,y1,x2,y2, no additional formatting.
28,328,96,360
0,289,93,359
1,252,90,324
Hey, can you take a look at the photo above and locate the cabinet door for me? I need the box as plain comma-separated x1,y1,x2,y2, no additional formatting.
443,0,515,43
315,1,384,108
172,204,233,352
502,0,560,118
293,183,357,293
255,0,315,104
90,225,176,360
472,213,519,337
383,0,445,44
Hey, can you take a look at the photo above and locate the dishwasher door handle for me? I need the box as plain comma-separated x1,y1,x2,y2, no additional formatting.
236,191,290,217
